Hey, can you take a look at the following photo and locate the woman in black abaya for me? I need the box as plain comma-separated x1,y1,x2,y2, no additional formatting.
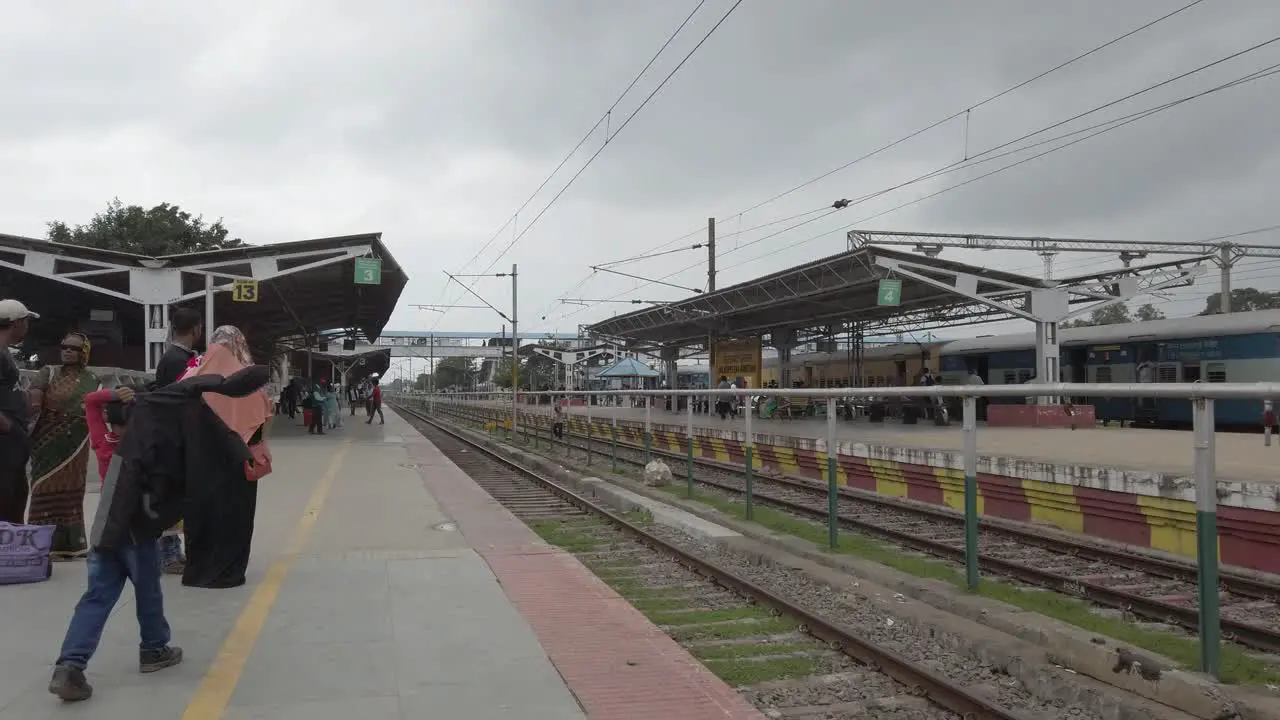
178,326,272,589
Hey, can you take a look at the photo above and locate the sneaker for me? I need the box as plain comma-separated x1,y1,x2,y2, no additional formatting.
48,664,92,702
163,560,185,575
139,646,183,673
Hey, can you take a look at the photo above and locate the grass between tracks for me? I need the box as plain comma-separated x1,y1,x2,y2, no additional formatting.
452,411,1280,685
525,515,822,687
640,481,1280,686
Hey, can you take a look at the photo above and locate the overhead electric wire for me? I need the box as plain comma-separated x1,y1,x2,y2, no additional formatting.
534,0,1211,323
727,0,1211,216
544,52,1280,325
427,0,714,325
472,0,746,278
717,61,1280,274
720,57,1280,266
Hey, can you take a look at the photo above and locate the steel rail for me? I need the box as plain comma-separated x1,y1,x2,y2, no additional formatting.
396,403,1032,720
432,403,1280,653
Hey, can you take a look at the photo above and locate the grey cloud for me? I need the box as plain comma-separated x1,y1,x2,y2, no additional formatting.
2,0,1279,340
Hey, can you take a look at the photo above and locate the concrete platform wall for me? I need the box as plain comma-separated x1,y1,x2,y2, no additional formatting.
443,403,1280,576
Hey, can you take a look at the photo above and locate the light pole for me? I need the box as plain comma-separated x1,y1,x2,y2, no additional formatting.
441,265,519,433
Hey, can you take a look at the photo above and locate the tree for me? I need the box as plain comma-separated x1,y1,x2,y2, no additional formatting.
47,198,245,256
1134,303,1166,321
1198,287,1280,315
1061,303,1132,328
413,373,431,392
432,357,476,389
491,358,519,390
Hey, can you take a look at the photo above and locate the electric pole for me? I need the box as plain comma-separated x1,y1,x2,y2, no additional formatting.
707,217,717,414
511,263,519,432
707,217,717,292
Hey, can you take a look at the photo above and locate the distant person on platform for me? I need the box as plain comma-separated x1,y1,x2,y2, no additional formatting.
0,300,35,524
715,375,732,421
366,377,384,425
154,309,202,388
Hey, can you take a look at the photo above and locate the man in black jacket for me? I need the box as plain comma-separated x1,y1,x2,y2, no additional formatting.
48,365,270,703
151,307,202,573
153,308,202,388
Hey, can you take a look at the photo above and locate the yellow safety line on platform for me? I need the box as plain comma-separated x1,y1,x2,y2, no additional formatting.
182,440,352,720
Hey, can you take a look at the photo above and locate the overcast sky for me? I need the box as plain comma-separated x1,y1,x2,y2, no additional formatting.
3,0,1279,351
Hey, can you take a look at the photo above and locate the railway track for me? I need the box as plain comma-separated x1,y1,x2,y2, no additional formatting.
435,404,1280,655
395,404,1067,720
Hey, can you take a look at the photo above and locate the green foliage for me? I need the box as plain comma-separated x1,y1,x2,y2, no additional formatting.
491,341,570,390
47,198,244,256
432,356,476,389
413,373,431,392
1133,303,1165,321
1198,288,1280,315
1061,302,1164,328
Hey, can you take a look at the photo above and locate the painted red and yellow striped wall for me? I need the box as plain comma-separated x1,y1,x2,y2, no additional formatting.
449,405,1280,575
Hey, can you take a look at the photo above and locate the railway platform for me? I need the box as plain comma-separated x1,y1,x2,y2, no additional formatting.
2,409,762,719
440,398,1280,576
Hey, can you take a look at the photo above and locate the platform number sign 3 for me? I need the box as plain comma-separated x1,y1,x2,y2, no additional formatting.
876,278,901,307
354,257,383,286
232,280,259,302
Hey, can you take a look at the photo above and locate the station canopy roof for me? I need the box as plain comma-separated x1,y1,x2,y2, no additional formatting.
585,246,1053,348
160,233,407,349
596,356,660,378
0,232,407,359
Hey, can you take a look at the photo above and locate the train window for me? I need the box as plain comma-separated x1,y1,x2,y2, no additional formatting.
1206,363,1227,383
1095,366,1113,383
1157,365,1178,383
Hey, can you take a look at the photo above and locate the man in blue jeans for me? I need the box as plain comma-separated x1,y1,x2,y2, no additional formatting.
48,393,182,702
49,534,182,701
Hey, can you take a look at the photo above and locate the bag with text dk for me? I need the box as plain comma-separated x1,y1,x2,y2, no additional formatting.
0,521,55,585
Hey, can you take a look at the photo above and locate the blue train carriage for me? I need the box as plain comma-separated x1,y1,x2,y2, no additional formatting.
938,309,1280,427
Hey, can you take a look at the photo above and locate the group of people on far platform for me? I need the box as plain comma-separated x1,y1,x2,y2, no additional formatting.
0,301,275,704
274,372,383,436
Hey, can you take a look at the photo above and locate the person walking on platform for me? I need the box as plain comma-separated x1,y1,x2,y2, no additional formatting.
27,331,99,561
153,309,201,388
178,326,273,589
323,382,341,430
366,377,384,425
48,383,183,702
714,375,732,421
304,377,326,435
149,308,202,575
48,362,271,702
0,300,35,524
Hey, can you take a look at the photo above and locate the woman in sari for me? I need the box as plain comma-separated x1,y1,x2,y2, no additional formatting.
27,332,99,560
179,326,272,588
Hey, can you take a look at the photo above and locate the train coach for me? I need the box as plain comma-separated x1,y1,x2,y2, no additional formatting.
756,310,1280,428
939,309,1280,427
761,341,946,389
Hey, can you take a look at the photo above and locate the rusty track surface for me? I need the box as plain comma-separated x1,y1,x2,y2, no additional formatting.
433,403,1280,654
396,403,1031,720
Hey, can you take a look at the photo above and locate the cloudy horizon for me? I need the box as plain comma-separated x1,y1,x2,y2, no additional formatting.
4,0,1278,353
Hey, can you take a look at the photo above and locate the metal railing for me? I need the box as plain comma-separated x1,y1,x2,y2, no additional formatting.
16,366,152,390
394,383,1280,679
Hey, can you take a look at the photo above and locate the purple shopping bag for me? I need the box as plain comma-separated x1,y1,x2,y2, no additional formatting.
0,521,55,585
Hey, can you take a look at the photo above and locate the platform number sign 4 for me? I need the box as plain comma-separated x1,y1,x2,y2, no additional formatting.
232,280,259,302
354,257,383,286
876,278,901,307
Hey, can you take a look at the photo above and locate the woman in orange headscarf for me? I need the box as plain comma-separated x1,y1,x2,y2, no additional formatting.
178,325,272,588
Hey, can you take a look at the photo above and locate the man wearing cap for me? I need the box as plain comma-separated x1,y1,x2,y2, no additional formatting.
0,299,36,523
